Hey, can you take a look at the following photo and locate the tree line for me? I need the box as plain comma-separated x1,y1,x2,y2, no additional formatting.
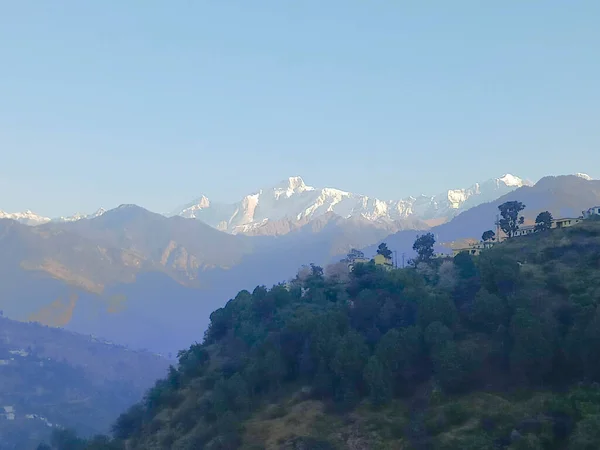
42,203,600,449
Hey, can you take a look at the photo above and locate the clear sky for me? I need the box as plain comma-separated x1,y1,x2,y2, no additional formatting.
1,1,598,217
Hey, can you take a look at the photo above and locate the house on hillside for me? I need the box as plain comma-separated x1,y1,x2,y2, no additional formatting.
552,217,582,228
583,206,600,219
452,241,495,257
373,254,394,270
454,206,598,257
348,254,394,271
514,217,582,237
513,225,536,237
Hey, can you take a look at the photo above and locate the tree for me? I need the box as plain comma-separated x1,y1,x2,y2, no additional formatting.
498,201,526,237
413,233,435,263
376,243,393,259
112,403,145,440
534,211,553,232
364,355,392,406
49,429,86,450
310,263,324,277
482,230,496,242
469,289,507,332
346,248,364,262
569,414,600,450
324,262,350,282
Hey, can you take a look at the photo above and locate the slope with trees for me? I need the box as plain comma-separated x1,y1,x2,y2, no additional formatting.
0,317,169,450
362,174,600,260
45,215,600,449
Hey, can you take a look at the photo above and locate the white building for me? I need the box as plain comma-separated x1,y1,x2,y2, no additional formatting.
583,206,600,219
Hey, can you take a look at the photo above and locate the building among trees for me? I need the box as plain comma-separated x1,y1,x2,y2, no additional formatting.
513,216,582,236
452,204,599,256
583,206,600,219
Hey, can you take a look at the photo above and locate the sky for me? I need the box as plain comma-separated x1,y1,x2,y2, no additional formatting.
1,1,599,217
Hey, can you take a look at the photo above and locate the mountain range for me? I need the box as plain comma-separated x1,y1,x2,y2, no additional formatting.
2,174,531,232
172,173,531,234
0,173,598,356
0,208,107,227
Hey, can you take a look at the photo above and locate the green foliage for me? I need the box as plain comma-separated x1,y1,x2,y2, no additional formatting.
376,242,393,259
58,220,600,449
418,293,458,330
482,229,496,242
50,429,87,450
498,200,526,237
364,355,392,406
469,289,507,332
453,251,477,279
412,232,435,263
569,414,600,449
509,308,554,383
346,248,364,261
534,211,553,232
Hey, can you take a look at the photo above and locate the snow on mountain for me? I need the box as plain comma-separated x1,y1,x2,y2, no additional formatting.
0,210,51,226
0,208,106,226
575,173,593,181
174,174,531,234
55,208,107,223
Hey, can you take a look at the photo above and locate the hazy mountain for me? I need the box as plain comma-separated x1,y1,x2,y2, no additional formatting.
0,210,51,226
0,208,261,354
4,173,595,233
45,204,259,282
0,208,106,226
1,174,597,356
173,174,530,234
0,316,168,449
361,174,600,261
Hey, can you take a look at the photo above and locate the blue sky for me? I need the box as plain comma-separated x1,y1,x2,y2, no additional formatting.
1,1,598,216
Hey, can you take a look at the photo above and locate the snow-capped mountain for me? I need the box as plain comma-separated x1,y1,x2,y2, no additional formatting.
4,172,594,231
55,208,107,223
0,208,106,226
173,174,532,234
0,210,51,226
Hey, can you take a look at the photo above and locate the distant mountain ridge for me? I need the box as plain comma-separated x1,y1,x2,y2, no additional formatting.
0,316,168,448
4,173,594,233
173,173,532,234
0,172,598,356
361,174,600,262
0,207,106,226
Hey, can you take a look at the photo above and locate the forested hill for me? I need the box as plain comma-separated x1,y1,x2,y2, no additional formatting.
49,217,600,449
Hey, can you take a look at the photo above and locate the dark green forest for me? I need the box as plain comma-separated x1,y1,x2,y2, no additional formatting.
45,216,600,449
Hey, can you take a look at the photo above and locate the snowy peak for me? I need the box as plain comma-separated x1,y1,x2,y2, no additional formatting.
56,208,106,223
271,176,314,199
575,173,593,181
174,173,529,234
0,210,51,226
177,196,211,219
2,173,540,232
0,208,106,226
498,173,525,187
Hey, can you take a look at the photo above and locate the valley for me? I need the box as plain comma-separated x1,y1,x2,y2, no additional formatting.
0,316,169,449
1,175,598,356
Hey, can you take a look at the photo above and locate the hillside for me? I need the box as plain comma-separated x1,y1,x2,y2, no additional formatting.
0,206,415,355
362,174,600,260
1,175,598,357
54,215,600,449
0,214,253,355
0,317,169,449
